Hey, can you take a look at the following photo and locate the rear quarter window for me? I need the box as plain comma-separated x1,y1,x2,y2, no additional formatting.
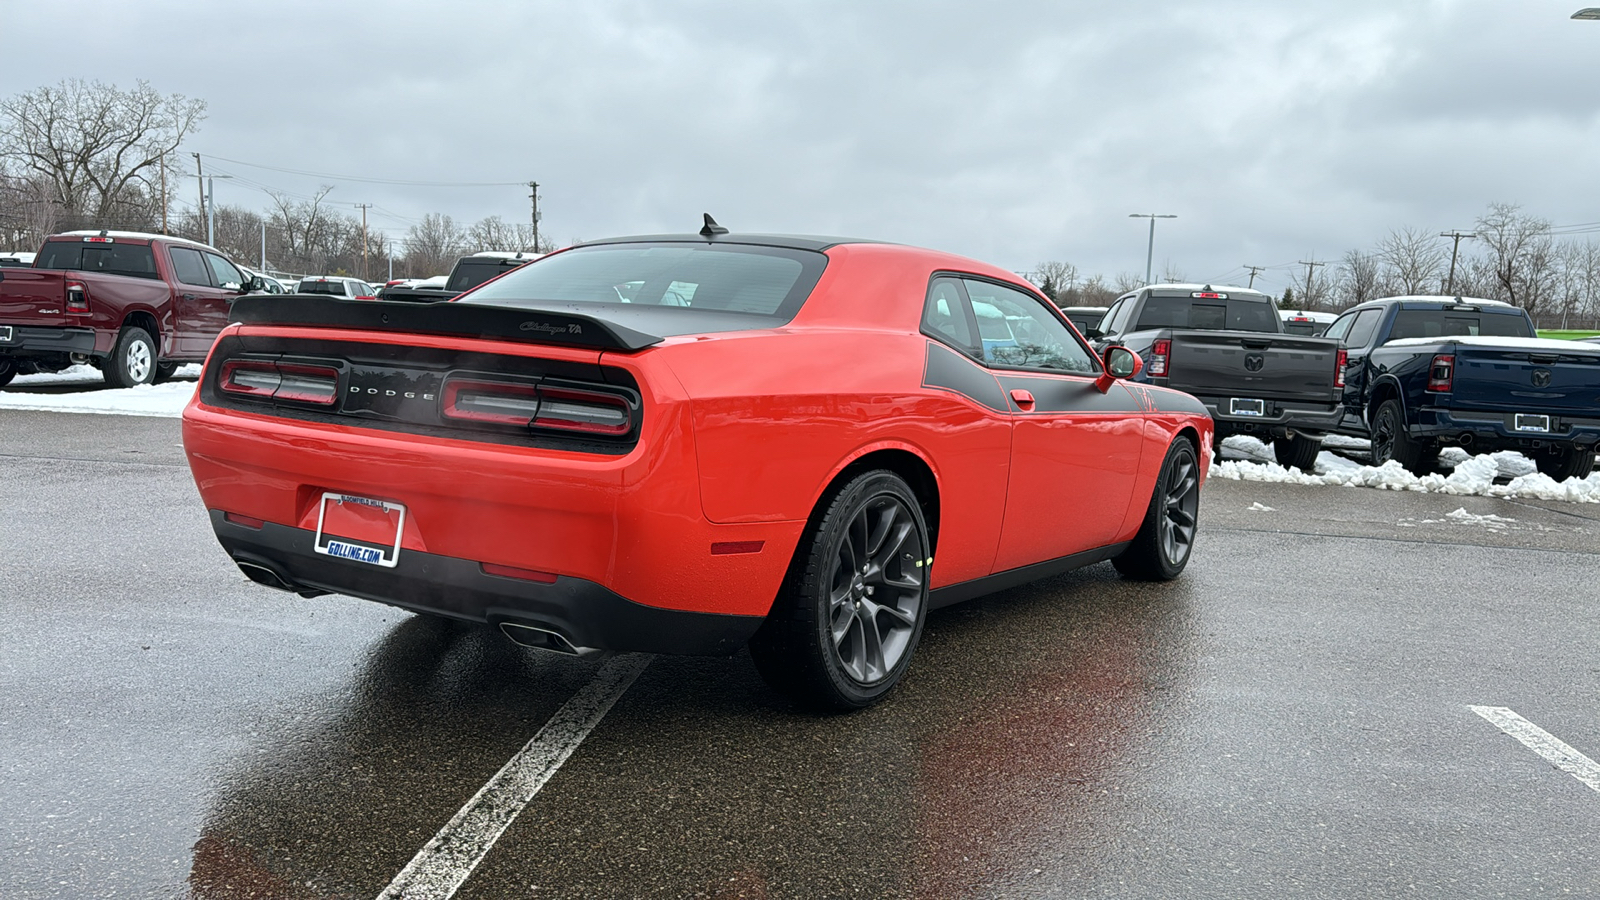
1135,296,1278,332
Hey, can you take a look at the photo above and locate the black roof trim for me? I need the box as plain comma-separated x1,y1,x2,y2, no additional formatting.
574,233,887,252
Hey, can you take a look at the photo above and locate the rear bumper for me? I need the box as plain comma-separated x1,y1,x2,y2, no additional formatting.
1191,394,1344,437
0,325,96,357
211,510,763,655
1411,407,1600,449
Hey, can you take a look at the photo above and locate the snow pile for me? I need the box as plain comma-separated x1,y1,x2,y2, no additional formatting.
1246,502,1276,512
1,364,203,417
1213,436,1600,504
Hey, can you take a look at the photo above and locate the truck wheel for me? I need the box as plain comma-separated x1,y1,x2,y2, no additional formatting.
153,361,179,384
1370,399,1432,476
748,470,930,711
1113,436,1200,582
1273,434,1322,471
1535,447,1595,481
104,326,157,389
0,357,15,389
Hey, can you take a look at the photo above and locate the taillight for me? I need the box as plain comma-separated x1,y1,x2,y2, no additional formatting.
219,360,340,405
65,280,90,314
1335,349,1347,389
1148,339,1171,377
1426,354,1454,393
441,377,633,436
442,378,542,426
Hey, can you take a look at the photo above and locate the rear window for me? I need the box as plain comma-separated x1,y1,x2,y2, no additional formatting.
1388,309,1533,340
35,240,160,280
462,243,826,320
1135,295,1278,332
297,280,350,296
446,259,532,293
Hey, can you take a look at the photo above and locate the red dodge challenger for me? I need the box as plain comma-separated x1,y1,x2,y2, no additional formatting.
182,221,1212,709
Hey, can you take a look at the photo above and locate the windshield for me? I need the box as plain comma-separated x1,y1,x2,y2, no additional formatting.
446,258,532,293
1135,295,1279,332
461,243,826,319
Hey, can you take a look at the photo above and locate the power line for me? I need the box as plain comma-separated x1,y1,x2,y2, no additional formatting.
200,154,528,187
1439,230,1476,294
1297,258,1327,305
1243,264,1268,288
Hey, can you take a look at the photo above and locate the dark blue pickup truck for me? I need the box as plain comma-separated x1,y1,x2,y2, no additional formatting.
1326,296,1600,478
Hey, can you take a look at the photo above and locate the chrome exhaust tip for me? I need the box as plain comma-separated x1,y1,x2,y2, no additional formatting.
498,622,603,658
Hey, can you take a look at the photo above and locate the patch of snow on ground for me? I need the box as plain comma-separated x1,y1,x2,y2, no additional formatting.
1320,434,1371,451
1246,502,1276,512
2,364,203,416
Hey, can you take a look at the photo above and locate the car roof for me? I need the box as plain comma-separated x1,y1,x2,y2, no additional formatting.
575,233,885,252
55,230,219,252
1139,282,1274,301
1349,295,1517,311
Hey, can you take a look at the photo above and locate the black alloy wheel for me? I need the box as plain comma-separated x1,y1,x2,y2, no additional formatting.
1114,436,1201,581
749,470,930,711
1370,399,1432,476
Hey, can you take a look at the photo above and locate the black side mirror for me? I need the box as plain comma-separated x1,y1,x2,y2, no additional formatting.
1084,327,1104,339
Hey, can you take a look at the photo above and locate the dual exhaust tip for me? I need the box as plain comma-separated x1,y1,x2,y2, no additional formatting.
234,558,600,658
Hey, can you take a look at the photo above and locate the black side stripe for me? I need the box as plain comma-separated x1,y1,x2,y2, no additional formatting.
922,341,1008,411
994,373,1145,414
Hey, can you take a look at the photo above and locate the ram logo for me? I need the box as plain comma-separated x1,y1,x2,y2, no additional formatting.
1244,353,1265,372
1531,368,1552,388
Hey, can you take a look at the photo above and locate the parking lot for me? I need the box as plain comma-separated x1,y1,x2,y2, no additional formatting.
3,405,1599,899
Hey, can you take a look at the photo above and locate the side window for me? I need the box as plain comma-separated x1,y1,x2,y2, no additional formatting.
1345,308,1384,347
921,278,976,352
1322,311,1358,341
962,279,1098,374
1098,298,1126,336
204,253,244,290
168,247,212,286
1106,293,1139,335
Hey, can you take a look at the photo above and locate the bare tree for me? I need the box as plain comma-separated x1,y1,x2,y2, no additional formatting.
1376,226,1446,295
0,79,205,232
1475,202,1556,316
1159,261,1187,285
1113,271,1144,293
1027,261,1078,303
404,213,467,276
466,215,537,253
1071,274,1120,307
1334,249,1383,310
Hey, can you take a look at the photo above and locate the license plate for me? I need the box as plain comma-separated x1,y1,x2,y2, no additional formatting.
1229,398,1265,416
0,325,12,343
1514,413,1551,433
313,492,405,568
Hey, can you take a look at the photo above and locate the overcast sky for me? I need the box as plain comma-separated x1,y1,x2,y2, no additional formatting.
6,0,1600,292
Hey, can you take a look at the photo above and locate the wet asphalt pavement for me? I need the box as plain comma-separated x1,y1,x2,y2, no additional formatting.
3,409,1599,899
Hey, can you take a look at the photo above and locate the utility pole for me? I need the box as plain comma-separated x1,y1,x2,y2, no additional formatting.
1439,230,1476,295
1243,264,1267,289
1298,258,1327,309
160,157,168,235
206,176,215,246
260,219,267,273
192,153,205,240
528,181,540,252
1129,213,1177,285
355,203,372,281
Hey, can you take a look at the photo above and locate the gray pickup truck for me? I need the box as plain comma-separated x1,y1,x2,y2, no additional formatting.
1091,284,1345,469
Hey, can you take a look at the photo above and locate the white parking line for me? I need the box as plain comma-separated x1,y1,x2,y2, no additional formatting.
377,653,653,900
1470,705,1600,794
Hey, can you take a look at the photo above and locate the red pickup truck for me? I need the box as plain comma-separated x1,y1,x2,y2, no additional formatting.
0,230,261,388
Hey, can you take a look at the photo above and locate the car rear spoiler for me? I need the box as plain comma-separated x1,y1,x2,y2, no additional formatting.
229,294,664,352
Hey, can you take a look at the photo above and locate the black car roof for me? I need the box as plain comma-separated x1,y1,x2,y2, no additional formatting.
575,233,885,252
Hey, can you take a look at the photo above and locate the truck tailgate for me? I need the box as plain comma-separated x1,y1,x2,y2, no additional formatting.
1165,331,1340,402
1450,343,1600,419
0,269,70,327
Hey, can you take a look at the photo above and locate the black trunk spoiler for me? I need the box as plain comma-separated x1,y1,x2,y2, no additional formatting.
229,295,664,352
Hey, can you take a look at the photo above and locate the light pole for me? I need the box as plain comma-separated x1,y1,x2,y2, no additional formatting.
205,174,233,247
1129,213,1177,285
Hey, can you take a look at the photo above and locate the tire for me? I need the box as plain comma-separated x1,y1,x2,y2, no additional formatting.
103,326,157,389
1273,433,1321,471
1113,436,1201,582
153,361,179,384
748,470,931,711
1369,399,1433,476
0,356,15,389
1535,447,1596,481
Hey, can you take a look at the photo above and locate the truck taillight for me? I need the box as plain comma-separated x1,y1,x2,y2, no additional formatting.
441,377,633,436
1426,354,1454,393
1148,339,1171,377
65,280,90,314
219,360,340,405
1335,349,1347,389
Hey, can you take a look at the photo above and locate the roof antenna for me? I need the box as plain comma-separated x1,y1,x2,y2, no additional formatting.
699,213,728,237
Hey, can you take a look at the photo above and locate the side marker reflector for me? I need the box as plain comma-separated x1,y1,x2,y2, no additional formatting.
481,563,559,584
710,541,765,555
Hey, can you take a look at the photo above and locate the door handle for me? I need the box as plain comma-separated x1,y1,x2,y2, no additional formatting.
1010,389,1036,410
180,293,197,301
